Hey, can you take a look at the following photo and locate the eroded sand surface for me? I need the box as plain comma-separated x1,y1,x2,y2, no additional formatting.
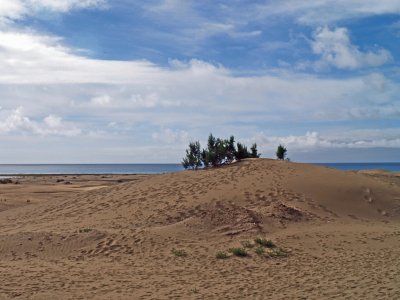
0,160,399,299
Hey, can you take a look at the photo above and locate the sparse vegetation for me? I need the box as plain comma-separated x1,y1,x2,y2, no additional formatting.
182,134,261,170
255,247,265,256
172,248,187,257
215,238,288,260
255,238,275,248
215,251,229,259
241,240,254,248
229,247,248,257
267,247,288,258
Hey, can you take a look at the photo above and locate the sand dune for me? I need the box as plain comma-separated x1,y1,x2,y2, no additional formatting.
0,159,399,299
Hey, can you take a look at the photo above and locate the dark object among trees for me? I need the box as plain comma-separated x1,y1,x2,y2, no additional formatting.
182,134,261,169
276,144,287,160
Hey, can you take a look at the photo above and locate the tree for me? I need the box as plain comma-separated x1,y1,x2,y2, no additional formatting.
182,141,202,170
250,143,261,158
276,144,287,160
235,142,249,160
225,135,236,163
183,133,261,169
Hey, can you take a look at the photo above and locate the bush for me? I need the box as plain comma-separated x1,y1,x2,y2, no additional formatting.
250,143,261,158
182,141,202,170
172,249,187,257
255,238,275,248
267,248,287,258
215,251,229,259
276,144,287,160
241,240,254,248
255,247,265,256
228,247,248,257
235,142,249,160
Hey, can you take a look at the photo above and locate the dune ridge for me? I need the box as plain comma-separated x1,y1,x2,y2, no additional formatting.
0,159,399,299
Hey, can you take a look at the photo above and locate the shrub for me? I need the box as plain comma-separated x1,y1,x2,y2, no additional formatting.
229,247,248,257
268,248,287,258
241,240,254,248
235,142,249,160
182,141,202,170
78,228,92,233
255,247,265,256
172,249,187,257
215,251,229,259
276,144,287,160
250,143,261,158
255,238,275,248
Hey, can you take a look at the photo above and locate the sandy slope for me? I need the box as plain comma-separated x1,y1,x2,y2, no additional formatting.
0,159,399,299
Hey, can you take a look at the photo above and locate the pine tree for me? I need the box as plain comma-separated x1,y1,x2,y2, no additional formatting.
182,141,202,169
276,144,287,160
225,135,236,163
235,142,249,160
250,143,261,158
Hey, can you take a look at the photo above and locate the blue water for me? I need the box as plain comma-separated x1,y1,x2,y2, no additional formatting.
0,162,398,175
0,164,184,175
313,163,400,172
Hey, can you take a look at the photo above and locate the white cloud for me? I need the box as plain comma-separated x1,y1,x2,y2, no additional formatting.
312,27,392,70
0,107,81,136
253,129,400,156
0,0,105,23
0,30,397,125
131,93,180,108
0,30,160,84
259,0,400,25
90,94,111,106
152,128,190,144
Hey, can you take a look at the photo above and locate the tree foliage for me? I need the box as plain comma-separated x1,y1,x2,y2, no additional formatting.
182,141,202,170
276,144,287,160
182,134,261,169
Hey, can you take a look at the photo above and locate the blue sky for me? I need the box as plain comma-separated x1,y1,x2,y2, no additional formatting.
0,0,399,163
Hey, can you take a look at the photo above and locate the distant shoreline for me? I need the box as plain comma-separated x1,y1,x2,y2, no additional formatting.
0,161,399,175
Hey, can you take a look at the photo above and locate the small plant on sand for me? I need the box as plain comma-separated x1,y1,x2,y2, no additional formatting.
172,248,187,257
78,228,92,233
255,247,265,256
241,240,254,248
267,247,288,258
228,247,248,257
216,251,229,259
255,238,275,248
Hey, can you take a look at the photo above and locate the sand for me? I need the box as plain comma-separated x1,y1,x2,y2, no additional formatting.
0,159,399,299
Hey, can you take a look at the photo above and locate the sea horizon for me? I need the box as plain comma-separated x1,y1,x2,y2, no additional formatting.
0,161,399,175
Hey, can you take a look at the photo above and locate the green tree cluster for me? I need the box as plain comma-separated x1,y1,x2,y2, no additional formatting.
182,134,261,170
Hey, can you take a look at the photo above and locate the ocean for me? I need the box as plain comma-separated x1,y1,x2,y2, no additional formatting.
0,164,184,175
0,162,398,175
313,162,400,172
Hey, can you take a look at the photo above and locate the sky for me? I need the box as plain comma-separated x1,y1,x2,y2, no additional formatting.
0,0,399,163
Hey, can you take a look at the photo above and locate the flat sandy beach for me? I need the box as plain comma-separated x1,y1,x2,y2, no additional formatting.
0,159,399,299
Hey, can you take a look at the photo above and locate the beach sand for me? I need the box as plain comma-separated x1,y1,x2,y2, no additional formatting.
0,159,399,299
